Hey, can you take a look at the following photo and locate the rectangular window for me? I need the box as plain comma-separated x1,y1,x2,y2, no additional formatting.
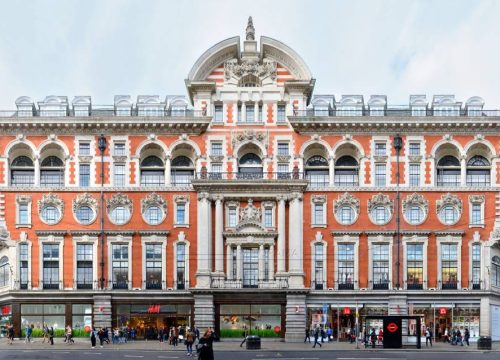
264,247,269,281
277,105,286,122
375,164,386,187
277,163,289,179
113,143,126,156
42,244,59,289
409,143,421,156
228,207,237,227
76,244,93,289
409,164,420,186
277,143,289,156
375,143,386,156
264,208,273,228
112,244,128,289
471,203,482,225
372,244,389,289
210,163,223,179
338,244,354,289
18,203,29,225
79,164,90,187
406,244,423,289
214,105,223,122
176,243,186,289
237,105,242,122
232,247,237,280
176,204,186,225
145,244,162,289
211,142,223,156
313,204,324,225
114,164,126,187
246,105,255,122
79,142,91,155
441,244,458,289
471,244,481,289
314,244,324,289
19,244,29,289
258,105,263,122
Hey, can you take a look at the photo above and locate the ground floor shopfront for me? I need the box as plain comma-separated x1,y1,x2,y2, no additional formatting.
0,291,499,341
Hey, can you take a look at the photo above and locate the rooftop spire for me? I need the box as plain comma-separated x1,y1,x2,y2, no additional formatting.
246,16,255,40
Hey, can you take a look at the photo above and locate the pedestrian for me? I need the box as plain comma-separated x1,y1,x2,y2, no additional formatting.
42,324,49,344
240,328,248,347
312,327,322,348
444,328,449,343
66,325,74,344
320,326,325,343
456,328,463,346
464,328,470,347
378,328,383,345
98,328,105,347
24,324,31,343
198,328,214,360
425,327,432,347
90,327,97,348
370,328,376,348
49,326,54,345
304,327,310,343
7,324,14,345
185,328,194,356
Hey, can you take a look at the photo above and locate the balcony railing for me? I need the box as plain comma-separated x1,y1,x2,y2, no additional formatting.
311,280,326,290
75,281,95,290
144,280,164,290
290,109,500,118
211,278,289,289
41,280,61,290
0,108,208,118
337,282,355,290
195,172,306,181
440,281,458,290
371,281,390,290
470,280,482,290
174,280,189,290
406,281,424,290
109,280,129,290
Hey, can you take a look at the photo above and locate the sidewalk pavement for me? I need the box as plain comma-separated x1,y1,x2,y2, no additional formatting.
1,338,498,352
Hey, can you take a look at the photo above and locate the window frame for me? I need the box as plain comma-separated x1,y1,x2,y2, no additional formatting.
174,196,190,227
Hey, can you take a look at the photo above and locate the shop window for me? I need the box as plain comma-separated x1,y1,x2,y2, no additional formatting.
219,304,282,338
21,304,65,331
42,244,60,289
176,243,186,289
372,244,390,289
145,244,162,289
471,244,481,289
113,163,126,187
76,244,93,289
406,244,423,289
338,244,354,290
441,244,458,289
112,244,129,289
79,163,90,186
72,304,93,332
0,257,9,287
19,243,29,289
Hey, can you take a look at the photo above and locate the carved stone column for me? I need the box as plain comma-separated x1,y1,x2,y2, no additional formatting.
276,195,286,274
165,155,171,186
288,192,304,288
226,244,233,280
258,244,264,281
196,192,212,288
236,245,242,281
460,155,467,186
269,245,275,281
241,103,246,123
214,195,224,274
329,156,335,186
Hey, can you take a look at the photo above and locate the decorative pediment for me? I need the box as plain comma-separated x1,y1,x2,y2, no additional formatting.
38,193,64,215
436,193,462,214
334,192,360,213
224,58,277,81
311,195,327,204
106,193,132,211
209,155,224,162
408,155,422,163
232,129,267,147
402,193,429,214
469,195,485,204
276,155,291,162
368,193,394,213
72,193,98,214
141,193,167,213
174,195,190,203
16,195,32,204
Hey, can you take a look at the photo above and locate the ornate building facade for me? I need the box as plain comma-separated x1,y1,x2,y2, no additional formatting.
0,18,499,341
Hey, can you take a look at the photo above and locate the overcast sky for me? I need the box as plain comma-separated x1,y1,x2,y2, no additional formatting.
0,0,499,108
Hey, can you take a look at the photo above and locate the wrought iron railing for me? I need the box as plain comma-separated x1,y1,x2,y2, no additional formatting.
0,108,208,118
211,278,288,289
195,172,306,181
290,109,500,118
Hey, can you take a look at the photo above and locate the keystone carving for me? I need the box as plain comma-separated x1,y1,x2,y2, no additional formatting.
334,192,360,214
72,193,98,214
106,193,132,212
402,193,429,215
141,193,167,213
224,58,277,81
368,193,394,213
436,193,462,215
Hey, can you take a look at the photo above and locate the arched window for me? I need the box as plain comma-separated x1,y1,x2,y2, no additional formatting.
466,155,490,187
171,156,194,186
40,156,64,187
334,156,359,186
140,155,164,186
0,256,9,287
436,155,460,187
11,156,34,186
237,153,263,179
305,155,329,188
492,256,500,287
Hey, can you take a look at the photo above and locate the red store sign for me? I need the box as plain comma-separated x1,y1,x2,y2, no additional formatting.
343,307,351,315
1,305,11,315
439,307,447,315
147,305,161,314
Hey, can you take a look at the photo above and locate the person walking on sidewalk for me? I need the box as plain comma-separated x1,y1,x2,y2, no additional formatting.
312,326,322,348
7,325,14,345
456,328,463,346
185,328,194,356
198,328,214,360
49,326,54,345
464,328,470,347
90,327,97,348
239,329,248,347
425,327,433,347
304,327,310,343
370,328,377,348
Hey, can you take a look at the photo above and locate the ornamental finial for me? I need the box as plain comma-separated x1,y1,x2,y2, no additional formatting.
246,16,255,40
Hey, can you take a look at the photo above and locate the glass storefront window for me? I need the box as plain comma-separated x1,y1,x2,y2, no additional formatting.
219,304,282,338
43,304,65,314
21,304,43,314
21,303,65,330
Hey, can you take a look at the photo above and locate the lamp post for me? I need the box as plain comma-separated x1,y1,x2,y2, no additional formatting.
98,134,107,290
393,135,403,290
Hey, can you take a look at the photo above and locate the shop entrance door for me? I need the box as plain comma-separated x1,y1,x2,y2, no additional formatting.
242,248,258,288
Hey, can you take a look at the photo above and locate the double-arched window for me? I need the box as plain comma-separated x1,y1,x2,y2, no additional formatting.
436,155,460,187
305,155,329,187
171,156,194,185
11,156,34,186
140,156,164,186
466,155,490,186
40,156,64,187
334,156,359,187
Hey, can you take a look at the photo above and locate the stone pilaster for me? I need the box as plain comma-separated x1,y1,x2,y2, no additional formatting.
288,192,304,288
214,195,224,275
285,294,307,342
194,294,214,331
276,195,286,275
93,295,112,329
480,296,490,336
196,192,212,288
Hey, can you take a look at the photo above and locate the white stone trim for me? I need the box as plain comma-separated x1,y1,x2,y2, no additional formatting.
436,234,462,289
367,235,393,289
333,234,359,290
107,235,133,290
15,195,32,228
141,234,167,290
173,231,190,289
72,235,98,290
38,234,64,290
402,235,428,290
